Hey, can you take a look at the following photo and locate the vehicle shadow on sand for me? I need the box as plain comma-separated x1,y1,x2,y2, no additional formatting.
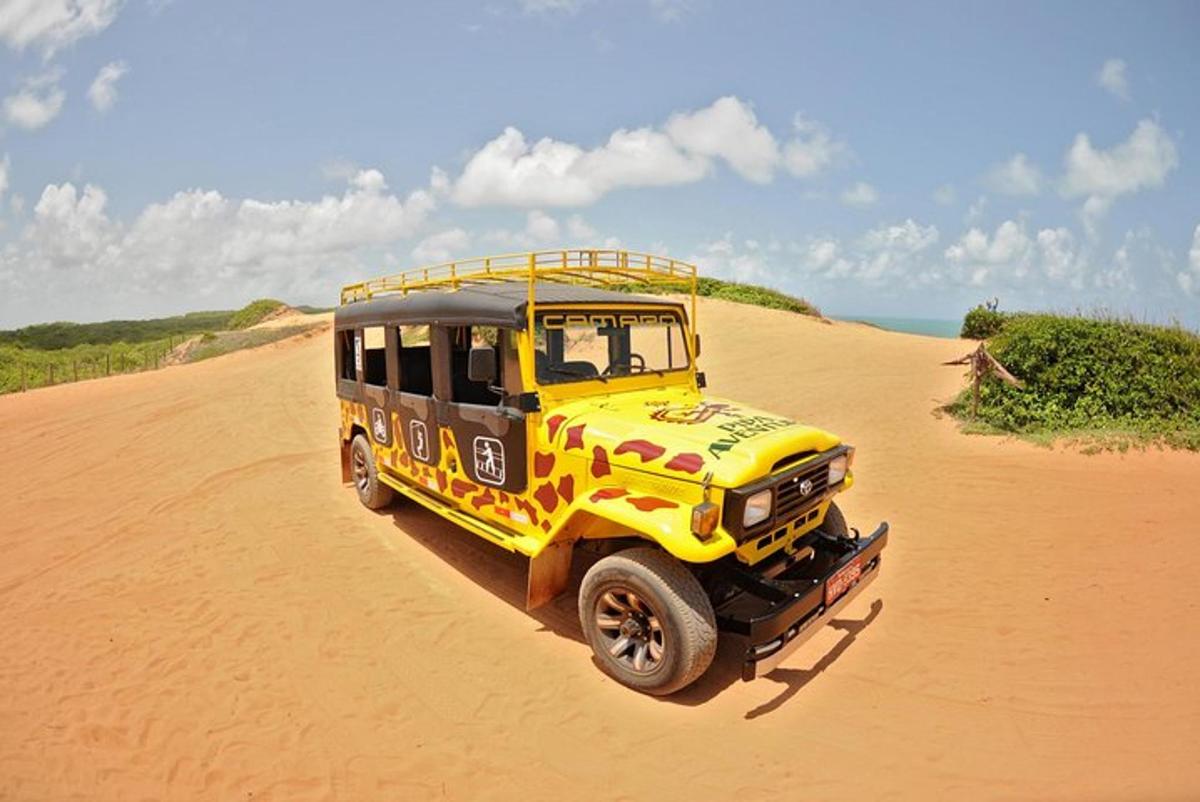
387,503,882,714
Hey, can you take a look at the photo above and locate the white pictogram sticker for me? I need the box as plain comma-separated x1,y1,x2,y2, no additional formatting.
371,408,388,444
354,333,363,374
473,436,505,486
409,420,430,462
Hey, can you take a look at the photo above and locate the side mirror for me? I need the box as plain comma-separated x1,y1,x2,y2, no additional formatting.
693,333,702,358
467,346,497,384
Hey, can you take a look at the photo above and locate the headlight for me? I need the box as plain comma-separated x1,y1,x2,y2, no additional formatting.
828,447,855,485
743,489,772,527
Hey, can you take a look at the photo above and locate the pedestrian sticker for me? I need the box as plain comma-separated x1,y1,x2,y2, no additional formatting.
409,420,430,463
473,436,505,486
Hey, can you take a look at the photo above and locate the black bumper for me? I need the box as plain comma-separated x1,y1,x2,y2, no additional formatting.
713,522,888,680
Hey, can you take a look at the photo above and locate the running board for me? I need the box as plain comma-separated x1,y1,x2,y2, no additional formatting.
377,472,543,555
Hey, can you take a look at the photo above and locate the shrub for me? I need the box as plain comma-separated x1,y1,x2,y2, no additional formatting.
616,277,820,317
950,313,1200,449
227,299,286,330
961,303,1007,339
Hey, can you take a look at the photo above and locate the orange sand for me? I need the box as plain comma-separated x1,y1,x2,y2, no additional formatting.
1,299,1197,800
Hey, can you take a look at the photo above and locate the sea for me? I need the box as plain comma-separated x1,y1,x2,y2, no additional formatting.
833,316,962,339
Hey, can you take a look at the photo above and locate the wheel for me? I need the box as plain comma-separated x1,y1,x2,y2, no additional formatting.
350,433,394,510
578,547,717,695
820,501,849,537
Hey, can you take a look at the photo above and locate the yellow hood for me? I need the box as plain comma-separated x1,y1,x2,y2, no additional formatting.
545,390,841,488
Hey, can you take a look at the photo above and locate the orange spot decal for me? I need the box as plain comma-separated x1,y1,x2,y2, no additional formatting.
450,478,476,498
626,496,679,512
590,487,628,502
471,489,495,510
557,474,575,504
664,452,705,474
546,414,566,439
614,439,667,463
534,482,559,514
591,445,611,478
534,451,556,478
565,424,586,451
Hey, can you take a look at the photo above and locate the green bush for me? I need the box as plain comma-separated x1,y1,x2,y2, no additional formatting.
961,304,1008,339
0,310,235,349
227,299,286,329
950,313,1200,449
616,277,820,317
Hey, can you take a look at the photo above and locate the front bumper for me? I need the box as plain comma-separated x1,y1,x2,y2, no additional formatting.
713,522,888,680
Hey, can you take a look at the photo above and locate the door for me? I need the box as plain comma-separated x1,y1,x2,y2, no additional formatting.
435,325,528,494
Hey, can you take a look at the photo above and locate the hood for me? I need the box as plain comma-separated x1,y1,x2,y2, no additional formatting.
545,390,841,488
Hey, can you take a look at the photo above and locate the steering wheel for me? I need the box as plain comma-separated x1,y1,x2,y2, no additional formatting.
601,353,647,376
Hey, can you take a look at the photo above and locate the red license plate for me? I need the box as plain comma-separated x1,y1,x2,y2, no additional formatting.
825,556,863,607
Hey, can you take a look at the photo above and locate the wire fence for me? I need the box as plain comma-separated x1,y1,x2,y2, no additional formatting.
0,334,192,394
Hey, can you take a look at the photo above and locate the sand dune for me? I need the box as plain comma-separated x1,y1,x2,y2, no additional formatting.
2,299,1198,801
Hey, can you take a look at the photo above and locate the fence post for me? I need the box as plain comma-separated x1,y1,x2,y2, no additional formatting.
106,353,111,376
73,361,79,382
48,364,54,385
20,362,26,392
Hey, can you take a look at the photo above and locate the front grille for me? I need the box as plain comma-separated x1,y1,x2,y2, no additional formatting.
721,445,850,542
774,463,830,520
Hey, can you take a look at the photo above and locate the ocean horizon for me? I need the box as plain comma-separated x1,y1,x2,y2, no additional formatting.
834,316,962,339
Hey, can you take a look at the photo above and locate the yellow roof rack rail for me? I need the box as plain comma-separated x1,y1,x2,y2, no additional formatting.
339,248,696,305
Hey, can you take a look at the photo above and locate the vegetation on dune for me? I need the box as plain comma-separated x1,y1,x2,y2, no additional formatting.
1,299,320,394
618,277,821,317
960,300,1007,339
949,308,1200,451
226,298,287,329
186,326,317,362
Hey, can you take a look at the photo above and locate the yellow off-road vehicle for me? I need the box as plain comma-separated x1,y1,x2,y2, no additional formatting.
336,250,887,695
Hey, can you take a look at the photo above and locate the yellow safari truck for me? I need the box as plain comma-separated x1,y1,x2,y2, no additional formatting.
335,250,887,695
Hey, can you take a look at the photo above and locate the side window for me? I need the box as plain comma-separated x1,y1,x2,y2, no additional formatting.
337,329,357,381
396,324,433,396
451,325,502,405
362,326,387,387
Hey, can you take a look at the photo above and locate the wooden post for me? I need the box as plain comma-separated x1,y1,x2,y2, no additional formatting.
73,361,78,382
106,353,111,376
20,362,26,392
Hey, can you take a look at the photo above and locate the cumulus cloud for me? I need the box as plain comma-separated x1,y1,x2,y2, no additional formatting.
944,219,1087,288
411,228,471,263
0,0,123,57
518,0,586,12
985,153,1043,196
1097,58,1130,101
663,96,779,183
87,59,128,112
1061,119,1179,231
3,69,66,129
649,0,691,21
782,114,848,178
446,96,847,207
1,169,434,318
479,209,614,251
840,181,878,208
0,153,9,204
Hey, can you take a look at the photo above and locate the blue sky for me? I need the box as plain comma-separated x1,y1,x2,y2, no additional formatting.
1,0,1198,327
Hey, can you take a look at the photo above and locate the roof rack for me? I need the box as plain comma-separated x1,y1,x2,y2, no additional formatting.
339,249,697,306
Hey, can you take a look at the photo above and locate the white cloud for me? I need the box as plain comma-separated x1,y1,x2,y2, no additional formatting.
1061,119,1179,232
1,169,435,315
479,209,612,251
792,219,940,287
985,153,1043,196
663,96,779,183
518,0,586,13
0,0,122,57
447,97,846,207
87,59,128,112
411,228,471,263
1179,224,1200,295
1097,58,1130,101
686,234,771,284
3,69,66,129
782,114,848,178
933,184,956,205
840,181,878,208
944,219,1089,288
0,154,9,203
649,0,691,21
566,214,596,240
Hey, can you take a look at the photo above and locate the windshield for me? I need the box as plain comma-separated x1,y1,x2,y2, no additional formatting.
533,309,691,384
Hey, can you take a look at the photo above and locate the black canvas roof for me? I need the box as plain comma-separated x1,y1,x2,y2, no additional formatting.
334,281,683,329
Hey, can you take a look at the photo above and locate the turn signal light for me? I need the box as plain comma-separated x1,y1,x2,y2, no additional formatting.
691,501,720,538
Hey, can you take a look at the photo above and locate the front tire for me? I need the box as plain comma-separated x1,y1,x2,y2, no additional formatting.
820,501,849,537
350,433,394,510
578,547,717,695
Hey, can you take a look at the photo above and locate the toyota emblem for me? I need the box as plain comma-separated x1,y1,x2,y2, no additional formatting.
798,478,814,496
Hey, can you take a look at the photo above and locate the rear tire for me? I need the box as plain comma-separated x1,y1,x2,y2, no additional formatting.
578,547,716,696
350,434,394,510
